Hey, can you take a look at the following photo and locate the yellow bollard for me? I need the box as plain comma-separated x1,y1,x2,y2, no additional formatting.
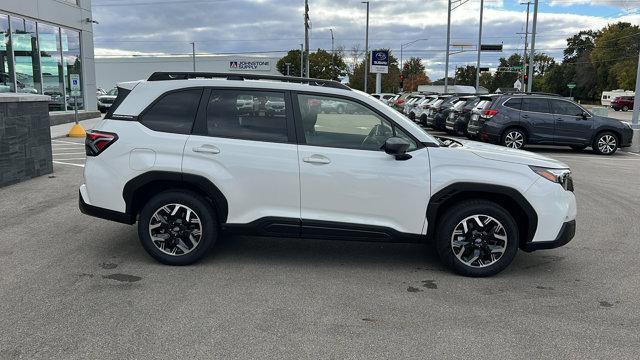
67,123,86,137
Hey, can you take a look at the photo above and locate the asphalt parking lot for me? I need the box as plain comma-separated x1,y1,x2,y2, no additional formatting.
1,136,639,359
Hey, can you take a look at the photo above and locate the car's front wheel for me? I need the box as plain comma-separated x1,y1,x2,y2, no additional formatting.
593,131,618,155
138,191,218,265
436,200,519,277
501,128,526,149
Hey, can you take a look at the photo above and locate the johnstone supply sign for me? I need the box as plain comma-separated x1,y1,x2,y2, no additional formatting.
370,50,389,74
229,60,271,71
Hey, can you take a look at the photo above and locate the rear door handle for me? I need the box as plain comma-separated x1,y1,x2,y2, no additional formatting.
192,145,220,154
303,154,331,164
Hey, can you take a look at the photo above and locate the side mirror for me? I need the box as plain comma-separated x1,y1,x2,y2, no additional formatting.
581,112,588,120
382,137,412,160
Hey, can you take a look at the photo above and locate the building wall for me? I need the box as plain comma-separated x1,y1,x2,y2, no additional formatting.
0,0,96,111
95,56,282,90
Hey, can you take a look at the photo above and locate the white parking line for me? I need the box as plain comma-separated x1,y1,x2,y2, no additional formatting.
51,139,84,145
53,158,86,161
53,161,85,168
53,152,86,156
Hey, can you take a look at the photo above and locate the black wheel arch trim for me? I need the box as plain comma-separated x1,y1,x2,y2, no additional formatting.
122,171,229,223
426,182,538,247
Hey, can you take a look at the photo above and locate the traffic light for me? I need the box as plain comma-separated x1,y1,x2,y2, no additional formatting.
399,74,404,88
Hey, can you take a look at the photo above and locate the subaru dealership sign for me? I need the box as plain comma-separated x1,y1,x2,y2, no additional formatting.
370,50,389,74
229,60,271,71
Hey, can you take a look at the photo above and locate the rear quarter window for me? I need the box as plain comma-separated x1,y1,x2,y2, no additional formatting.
140,89,203,134
503,97,522,110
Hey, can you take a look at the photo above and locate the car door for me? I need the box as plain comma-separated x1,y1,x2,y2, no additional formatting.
550,99,593,144
294,93,431,238
182,88,301,232
520,97,555,144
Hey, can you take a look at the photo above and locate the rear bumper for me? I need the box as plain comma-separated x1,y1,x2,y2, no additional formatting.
522,220,575,252
79,189,135,225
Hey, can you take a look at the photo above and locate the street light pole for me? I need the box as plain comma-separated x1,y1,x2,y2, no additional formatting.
475,0,484,91
444,0,452,93
190,42,196,71
300,43,304,77
521,1,532,91
632,49,640,130
527,0,538,92
362,1,370,93
304,0,310,78
330,28,335,79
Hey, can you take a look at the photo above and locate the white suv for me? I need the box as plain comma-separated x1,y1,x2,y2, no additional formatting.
79,72,577,277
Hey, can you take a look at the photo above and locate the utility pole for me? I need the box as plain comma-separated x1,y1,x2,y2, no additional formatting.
475,0,484,91
300,43,304,77
527,0,538,92
190,42,196,71
304,0,310,78
632,49,640,130
444,0,452,93
520,1,532,91
363,1,370,93
330,28,335,79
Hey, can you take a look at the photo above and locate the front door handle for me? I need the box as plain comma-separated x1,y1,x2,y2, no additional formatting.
303,154,331,165
192,145,220,154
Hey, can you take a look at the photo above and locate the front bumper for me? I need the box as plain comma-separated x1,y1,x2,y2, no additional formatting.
620,126,634,147
522,220,575,252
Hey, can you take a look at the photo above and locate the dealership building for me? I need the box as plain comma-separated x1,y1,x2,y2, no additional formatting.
95,55,282,90
1,0,97,112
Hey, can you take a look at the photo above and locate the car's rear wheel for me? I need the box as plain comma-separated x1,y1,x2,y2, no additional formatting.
408,112,415,121
420,114,427,126
436,200,519,277
622,106,629,111
501,128,526,149
138,191,217,265
593,131,618,155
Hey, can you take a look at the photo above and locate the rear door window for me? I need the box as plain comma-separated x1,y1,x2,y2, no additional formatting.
550,100,583,117
140,88,202,134
503,97,522,110
205,89,289,143
522,98,551,114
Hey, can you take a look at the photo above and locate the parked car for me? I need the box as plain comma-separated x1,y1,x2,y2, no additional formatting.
426,95,457,129
371,93,397,104
79,72,577,277
404,95,427,120
466,93,633,155
610,96,634,111
414,96,439,124
466,96,499,139
445,96,480,135
97,88,118,113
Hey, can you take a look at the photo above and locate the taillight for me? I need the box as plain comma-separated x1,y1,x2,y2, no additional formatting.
85,130,118,156
481,109,498,119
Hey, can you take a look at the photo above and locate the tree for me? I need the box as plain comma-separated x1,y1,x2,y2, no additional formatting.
590,22,640,93
401,57,431,91
454,65,477,86
277,48,348,80
491,54,522,91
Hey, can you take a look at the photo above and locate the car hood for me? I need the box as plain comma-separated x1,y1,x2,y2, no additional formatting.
453,139,569,168
98,95,117,101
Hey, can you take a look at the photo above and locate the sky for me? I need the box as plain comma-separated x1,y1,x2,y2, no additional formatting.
91,0,640,79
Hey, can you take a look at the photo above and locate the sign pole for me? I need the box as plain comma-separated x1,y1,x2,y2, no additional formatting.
67,73,85,138
375,73,382,94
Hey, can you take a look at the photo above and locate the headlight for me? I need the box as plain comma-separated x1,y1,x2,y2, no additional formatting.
530,166,573,191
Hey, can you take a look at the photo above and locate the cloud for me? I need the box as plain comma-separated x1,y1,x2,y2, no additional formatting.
91,0,638,79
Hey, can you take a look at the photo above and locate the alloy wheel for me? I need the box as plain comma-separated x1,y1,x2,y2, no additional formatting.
504,131,524,149
450,214,508,268
597,134,617,154
148,203,202,256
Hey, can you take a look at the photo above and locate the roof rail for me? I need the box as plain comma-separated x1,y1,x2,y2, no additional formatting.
147,72,351,91
500,91,561,97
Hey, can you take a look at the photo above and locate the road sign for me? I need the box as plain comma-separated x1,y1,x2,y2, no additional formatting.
370,50,389,74
70,74,80,92
480,44,503,52
567,83,576,89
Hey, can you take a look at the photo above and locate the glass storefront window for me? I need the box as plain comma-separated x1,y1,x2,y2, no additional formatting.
10,16,41,94
38,22,65,111
1,14,15,93
62,28,83,110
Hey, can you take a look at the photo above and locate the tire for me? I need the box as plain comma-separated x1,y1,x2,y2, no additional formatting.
592,131,618,155
501,128,526,149
138,190,218,265
570,145,587,151
622,106,629,111
435,200,519,277
613,108,620,111
408,112,415,121
420,114,428,126
98,107,106,113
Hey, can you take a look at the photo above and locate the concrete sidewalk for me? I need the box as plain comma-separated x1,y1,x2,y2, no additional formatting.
50,116,103,139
